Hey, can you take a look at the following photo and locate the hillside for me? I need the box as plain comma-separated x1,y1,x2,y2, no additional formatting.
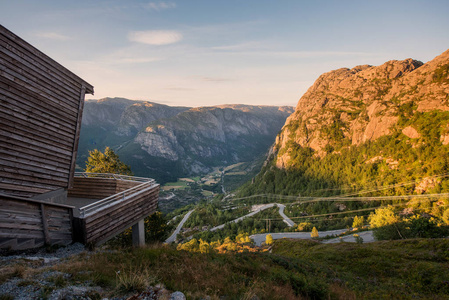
239,49,449,197
77,99,294,183
1,239,448,299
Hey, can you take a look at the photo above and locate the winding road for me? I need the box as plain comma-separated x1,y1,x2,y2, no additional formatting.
165,209,195,243
277,204,295,227
210,203,277,231
166,205,374,246
250,229,348,246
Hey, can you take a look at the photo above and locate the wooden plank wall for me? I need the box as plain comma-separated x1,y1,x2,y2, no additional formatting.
68,178,119,200
74,184,160,245
68,177,142,199
0,25,93,198
0,194,74,250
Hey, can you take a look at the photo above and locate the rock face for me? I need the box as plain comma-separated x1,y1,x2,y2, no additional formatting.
275,49,449,168
126,105,294,177
78,98,294,183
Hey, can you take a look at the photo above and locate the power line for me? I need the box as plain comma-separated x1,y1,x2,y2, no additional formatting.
229,172,449,203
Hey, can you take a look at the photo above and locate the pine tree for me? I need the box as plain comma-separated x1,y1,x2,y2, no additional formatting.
311,227,319,238
85,147,133,175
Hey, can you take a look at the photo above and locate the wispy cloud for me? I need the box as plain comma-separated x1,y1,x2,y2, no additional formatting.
145,2,176,11
201,77,234,82
128,30,183,45
35,31,71,41
211,41,263,51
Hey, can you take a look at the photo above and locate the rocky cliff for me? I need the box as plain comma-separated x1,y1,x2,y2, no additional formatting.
122,105,294,179
275,49,449,168
237,49,449,197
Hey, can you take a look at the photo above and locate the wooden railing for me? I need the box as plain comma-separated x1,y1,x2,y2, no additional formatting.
74,172,152,183
0,194,74,250
78,180,156,218
70,173,160,246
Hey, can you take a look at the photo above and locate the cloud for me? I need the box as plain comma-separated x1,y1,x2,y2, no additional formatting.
201,77,234,82
211,42,263,51
35,31,71,41
128,30,182,45
145,2,176,11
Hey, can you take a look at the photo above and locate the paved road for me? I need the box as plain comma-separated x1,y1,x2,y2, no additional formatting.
250,229,348,246
210,204,276,231
210,203,297,231
277,204,295,227
165,209,195,243
322,230,375,244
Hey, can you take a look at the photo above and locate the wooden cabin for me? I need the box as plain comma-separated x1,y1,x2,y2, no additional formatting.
0,25,159,250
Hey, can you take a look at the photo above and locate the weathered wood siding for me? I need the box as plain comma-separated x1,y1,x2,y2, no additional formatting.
0,25,94,198
74,184,160,246
0,194,74,250
68,177,141,199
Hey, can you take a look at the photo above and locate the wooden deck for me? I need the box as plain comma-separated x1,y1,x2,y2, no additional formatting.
69,173,160,246
0,173,159,250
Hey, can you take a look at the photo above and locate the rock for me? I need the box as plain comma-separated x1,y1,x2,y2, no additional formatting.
170,291,186,300
415,177,441,194
274,49,449,168
402,126,420,139
128,105,294,175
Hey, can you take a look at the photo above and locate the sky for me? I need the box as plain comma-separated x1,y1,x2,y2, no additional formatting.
1,0,449,107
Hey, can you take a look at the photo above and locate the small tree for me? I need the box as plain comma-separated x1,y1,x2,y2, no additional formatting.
265,234,273,245
352,216,364,229
145,212,168,243
369,206,399,228
85,147,132,175
311,227,319,238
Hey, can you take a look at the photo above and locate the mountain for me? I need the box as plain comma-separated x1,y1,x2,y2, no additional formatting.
77,98,294,183
239,49,449,197
118,105,294,182
77,98,190,174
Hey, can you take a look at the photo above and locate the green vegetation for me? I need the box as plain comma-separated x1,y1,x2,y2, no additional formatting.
5,239,448,299
368,205,449,240
272,238,449,299
432,63,449,84
182,199,250,229
85,146,133,175
107,212,171,247
240,110,449,199
188,206,288,243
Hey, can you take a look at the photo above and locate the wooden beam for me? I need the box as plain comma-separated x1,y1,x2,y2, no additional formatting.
40,203,50,245
68,85,86,189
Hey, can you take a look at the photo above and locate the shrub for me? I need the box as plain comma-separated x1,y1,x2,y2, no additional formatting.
369,206,400,228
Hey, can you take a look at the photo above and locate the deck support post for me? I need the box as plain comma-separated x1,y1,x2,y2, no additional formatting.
132,219,145,247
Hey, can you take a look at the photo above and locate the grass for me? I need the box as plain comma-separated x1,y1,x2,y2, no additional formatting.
272,238,449,299
3,239,448,299
54,244,330,299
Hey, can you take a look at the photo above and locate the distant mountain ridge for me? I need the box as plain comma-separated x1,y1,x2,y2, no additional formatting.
77,98,294,183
